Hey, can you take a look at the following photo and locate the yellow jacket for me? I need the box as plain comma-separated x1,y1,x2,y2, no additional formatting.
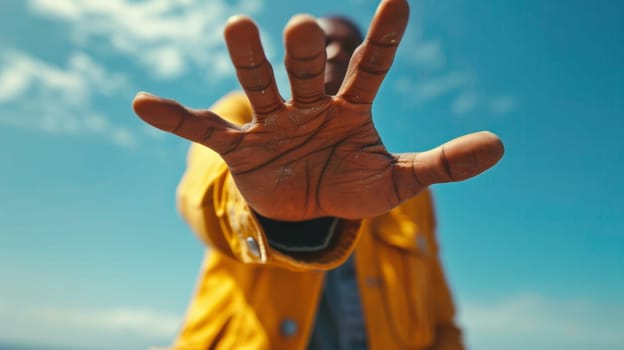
173,93,463,350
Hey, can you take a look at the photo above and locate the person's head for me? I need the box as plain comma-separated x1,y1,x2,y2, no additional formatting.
316,16,363,95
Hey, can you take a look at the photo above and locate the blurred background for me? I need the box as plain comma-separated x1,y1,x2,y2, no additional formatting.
0,0,622,349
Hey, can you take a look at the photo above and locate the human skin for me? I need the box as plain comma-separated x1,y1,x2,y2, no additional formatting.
132,0,504,221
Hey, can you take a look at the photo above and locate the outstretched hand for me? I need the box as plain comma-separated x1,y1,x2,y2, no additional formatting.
132,0,504,221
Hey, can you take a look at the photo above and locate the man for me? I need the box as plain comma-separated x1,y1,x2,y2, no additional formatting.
133,0,504,349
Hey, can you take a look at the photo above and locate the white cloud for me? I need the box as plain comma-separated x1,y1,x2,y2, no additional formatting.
394,71,475,102
112,128,137,148
400,40,446,70
452,90,479,115
488,95,517,115
28,0,263,80
69,53,129,96
36,306,180,336
415,72,474,100
0,49,136,147
0,50,128,106
3,293,620,350
145,45,187,79
393,13,519,117
0,67,31,102
393,71,518,117
0,302,180,349
460,293,624,350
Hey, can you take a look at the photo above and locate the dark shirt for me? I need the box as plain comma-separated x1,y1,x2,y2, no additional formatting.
308,254,367,350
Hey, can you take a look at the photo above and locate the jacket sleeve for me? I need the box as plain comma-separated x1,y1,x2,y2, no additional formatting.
428,252,464,350
176,92,361,271
426,196,465,350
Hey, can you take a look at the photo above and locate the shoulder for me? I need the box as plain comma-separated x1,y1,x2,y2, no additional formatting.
211,91,253,125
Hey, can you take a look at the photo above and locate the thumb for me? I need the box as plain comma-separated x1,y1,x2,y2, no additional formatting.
132,92,241,153
393,131,504,199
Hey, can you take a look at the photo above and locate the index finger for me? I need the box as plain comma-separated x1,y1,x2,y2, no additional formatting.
339,0,409,104
224,16,284,117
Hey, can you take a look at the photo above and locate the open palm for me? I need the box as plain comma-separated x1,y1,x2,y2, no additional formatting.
133,0,504,221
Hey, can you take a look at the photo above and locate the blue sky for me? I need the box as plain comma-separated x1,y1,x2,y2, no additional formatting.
0,0,622,349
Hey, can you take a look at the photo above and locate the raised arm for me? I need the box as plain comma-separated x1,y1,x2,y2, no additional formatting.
133,0,504,223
